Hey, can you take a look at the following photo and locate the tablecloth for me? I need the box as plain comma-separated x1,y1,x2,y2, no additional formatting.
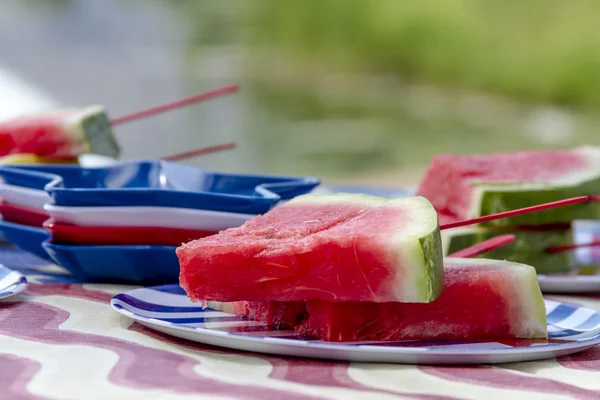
1,243,599,400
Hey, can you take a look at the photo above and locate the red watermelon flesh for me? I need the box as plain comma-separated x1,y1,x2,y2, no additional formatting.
0,106,120,159
416,147,600,226
178,194,444,303
210,258,547,342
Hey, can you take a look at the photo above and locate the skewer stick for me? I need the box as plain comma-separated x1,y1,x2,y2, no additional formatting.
547,240,600,254
448,234,516,258
160,141,237,162
439,196,590,230
110,84,239,126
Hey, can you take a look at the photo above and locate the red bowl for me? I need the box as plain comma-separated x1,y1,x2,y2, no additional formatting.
0,201,48,227
43,219,216,246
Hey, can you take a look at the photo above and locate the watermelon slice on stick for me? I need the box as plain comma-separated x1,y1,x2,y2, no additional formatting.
209,258,548,342
0,84,239,161
0,106,119,159
438,195,590,230
178,193,444,303
418,147,600,226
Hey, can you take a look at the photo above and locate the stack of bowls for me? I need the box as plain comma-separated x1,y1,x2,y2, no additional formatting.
0,160,319,284
0,167,56,261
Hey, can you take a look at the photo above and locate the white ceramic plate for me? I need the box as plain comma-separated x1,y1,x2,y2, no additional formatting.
44,204,255,231
537,223,600,293
538,267,600,294
0,182,49,210
0,265,27,299
111,285,600,365
78,154,118,167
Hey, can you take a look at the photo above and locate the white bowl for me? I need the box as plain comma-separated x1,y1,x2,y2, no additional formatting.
44,204,255,231
0,182,49,210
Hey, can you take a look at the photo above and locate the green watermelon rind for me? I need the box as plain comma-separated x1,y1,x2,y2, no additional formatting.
67,105,121,159
473,177,600,227
418,224,445,301
443,227,574,274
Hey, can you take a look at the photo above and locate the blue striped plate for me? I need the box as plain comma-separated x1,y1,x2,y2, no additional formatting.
111,285,600,364
0,265,27,299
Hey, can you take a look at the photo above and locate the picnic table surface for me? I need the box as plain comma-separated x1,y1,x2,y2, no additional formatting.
1,242,599,400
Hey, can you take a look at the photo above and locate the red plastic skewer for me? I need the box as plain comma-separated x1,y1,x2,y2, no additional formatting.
110,84,239,126
547,240,600,254
439,196,591,230
160,141,237,162
448,234,516,258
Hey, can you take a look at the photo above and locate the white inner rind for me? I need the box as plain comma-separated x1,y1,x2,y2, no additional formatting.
444,257,547,338
387,197,441,302
513,265,548,337
465,146,600,218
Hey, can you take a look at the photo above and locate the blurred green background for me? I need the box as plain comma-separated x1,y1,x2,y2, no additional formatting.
3,0,600,186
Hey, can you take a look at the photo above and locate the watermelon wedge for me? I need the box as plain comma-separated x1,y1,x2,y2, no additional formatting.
0,106,120,159
417,147,600,226
442,226,574,274
178,193,444,303
210,258,548,342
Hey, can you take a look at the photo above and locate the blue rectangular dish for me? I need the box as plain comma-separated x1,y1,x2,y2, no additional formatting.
0,160,320,214
0,219,181,284
0,220,54,262
42,242,180,284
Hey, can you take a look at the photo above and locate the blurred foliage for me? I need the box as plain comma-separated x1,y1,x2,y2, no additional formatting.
21,0,598,179
172,0,600,178
247,0,600,108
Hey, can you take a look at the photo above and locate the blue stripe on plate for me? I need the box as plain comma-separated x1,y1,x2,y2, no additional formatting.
113,293,208,313
149,285,187,295
548,329,586,339
546,304,577,324
574,313,600,331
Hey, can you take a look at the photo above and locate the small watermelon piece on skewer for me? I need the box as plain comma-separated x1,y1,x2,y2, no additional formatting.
209,258,548,342
0,105,120,160
417,147,600,226
178,193,444,303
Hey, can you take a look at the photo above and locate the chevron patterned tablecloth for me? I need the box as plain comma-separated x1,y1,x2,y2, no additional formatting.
1,242,600,400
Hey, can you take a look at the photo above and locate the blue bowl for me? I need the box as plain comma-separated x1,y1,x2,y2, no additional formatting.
0,166,60,190
0,161,320,214
0,220,53,262
42,242,180,284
